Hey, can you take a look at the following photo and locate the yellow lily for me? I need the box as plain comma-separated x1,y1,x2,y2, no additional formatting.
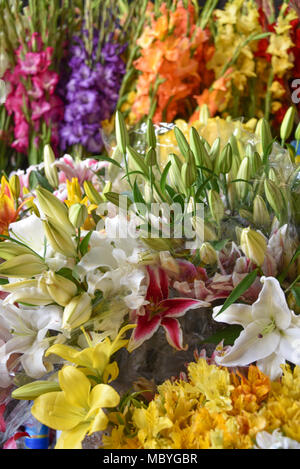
45,324,135,383
64,178,98,230
31,366,120,449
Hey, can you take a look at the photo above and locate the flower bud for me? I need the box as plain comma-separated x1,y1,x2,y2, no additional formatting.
127,145,148,178
236,157,251,200
40,271,77,307
181,161,196,188
174,126,190,159
36,186,75,235
43,220,77,257
240,227,267,266
145,147,157,166
83,180,103,205
260,118,273,156
62,292,92,330
115,110,129,154
0,241,33,260
200,242,218,265
253,195,270,228
0,254,47,278
199,104,209,125
208,190,224,224
9,175,20,200
168,154,186,194
214,142,232,175
192,217,217,242
280,106,296,143
146,119,156,149
141,237,172,251
248,151,262,177
295,122,300,141
209,137,220,162
1,279,53,305
43,144,58,188
239,209,253,223
12,380,61,400
264,179,284,217
68,203,88,229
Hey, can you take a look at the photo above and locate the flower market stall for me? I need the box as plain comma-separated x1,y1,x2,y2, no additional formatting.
0,0,300,451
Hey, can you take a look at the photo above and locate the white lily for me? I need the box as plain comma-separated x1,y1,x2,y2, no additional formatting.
255,429,300,449
0,302,63,386
213,276,300,380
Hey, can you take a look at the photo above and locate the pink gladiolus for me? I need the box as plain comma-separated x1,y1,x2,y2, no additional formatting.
19,52,42,75
31,100,51,120
35,70,58,94
128,266,210,351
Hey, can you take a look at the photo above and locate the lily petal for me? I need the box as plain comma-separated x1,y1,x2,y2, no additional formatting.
88,384,120,416
161,317,185,350
216,320,280,367
31,392,84,431
213,304,253,327
256,352,286,381
252,277,291,330
279,328,300,366
88,409,109,434
159,298,207,318
58,366,90,409
146,267,164,304
128,313,161,351
55,423,90,449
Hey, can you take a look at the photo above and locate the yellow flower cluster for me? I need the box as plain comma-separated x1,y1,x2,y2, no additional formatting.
103,359,300,449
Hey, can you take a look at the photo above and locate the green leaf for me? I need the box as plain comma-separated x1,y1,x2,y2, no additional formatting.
133,179,146,205
210,239,230,251
0,278,9,285
160,161,171,194
92,154,122,169
215,268,259,317
292,286,300,307
29,170,54,192
56,267,80,284
200,324,243,346
80,231,93,256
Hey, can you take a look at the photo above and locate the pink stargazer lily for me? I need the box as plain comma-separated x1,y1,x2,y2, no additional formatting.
128,266,210,351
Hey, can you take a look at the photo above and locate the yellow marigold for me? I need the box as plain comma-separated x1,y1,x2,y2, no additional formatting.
230,365,271,414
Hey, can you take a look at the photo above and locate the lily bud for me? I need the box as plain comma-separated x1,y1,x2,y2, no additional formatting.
145,147,157,166
0,241,33,260
40,271,77,307
174,126,190,159
115,110,129,154
36,186,75,235
248,151,262,177
62,292,92,330
236,157,251,200
295,122,300,141
239,209,253,224
141,237,172,251
260,118,273,156
9,174,20,200
229,135,241,161
209,137,220,162
240,227,267,266
214,142,232,175
1,279,54,305
168,154,186,194
208,190,224,224
127,145,148,178
12,380,61,400
199,104,210,125
264,179,284,217
181,158,196,188
43,220,77,258
0,254,47,278
253,195,270,228
83,180,103,205
280,106,296,143
268,168,279,185
146,119,156,149
192,216,217,242
200,242,218,265
43,144,58,188
68,203,88,229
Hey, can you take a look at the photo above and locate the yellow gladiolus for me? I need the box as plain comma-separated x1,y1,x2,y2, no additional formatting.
31,366,120,449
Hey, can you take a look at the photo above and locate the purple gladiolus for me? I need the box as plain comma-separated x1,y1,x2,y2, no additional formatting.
59,29,126,153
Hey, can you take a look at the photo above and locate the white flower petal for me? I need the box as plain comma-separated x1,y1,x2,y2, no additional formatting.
216,320,280,367
213,304,253,327
9,214,47,256
256,352,286,381
279,328,300,366
252,277,291,329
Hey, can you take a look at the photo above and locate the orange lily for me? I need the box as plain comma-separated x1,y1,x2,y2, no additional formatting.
0,176,26,236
